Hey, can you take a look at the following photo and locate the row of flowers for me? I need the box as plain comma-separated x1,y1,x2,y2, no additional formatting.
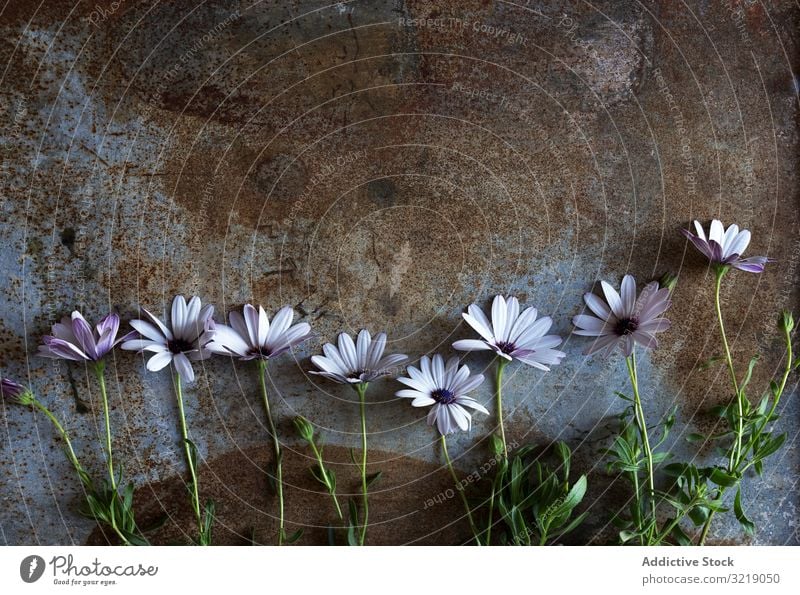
1,220,793,546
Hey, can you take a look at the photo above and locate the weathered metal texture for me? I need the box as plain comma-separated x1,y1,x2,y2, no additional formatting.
1,0,798,545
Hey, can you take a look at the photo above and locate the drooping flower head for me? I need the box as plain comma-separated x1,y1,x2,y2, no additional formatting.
37,312,134,363
310,329,408,385
396,354,488,435
1,377,33,405
209,304,311,361
452,295,566,371
572,275,671,357
682,219,770,273
121,295,216,382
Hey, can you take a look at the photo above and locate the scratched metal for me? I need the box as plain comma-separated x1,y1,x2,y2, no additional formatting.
0,0,798,545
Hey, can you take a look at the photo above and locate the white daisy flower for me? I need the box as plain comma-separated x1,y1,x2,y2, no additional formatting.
452,295,566,371
396,354,488,435
121,295,216,382
310,329,408,385
208,304,311,361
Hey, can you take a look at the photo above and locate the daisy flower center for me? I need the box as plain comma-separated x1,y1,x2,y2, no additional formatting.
431,388,457,405
494,341,515,354
167,338,194,354
615,317,639,336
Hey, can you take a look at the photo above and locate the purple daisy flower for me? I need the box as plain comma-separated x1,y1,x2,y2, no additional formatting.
452,295,566,371
310,329,408,385
37,311,135,363
208,304,311,361
572,275,672,357
121,295,216,383
682,219,770,273
396,354,488,435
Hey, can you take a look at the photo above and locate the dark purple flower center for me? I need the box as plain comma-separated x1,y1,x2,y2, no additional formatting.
432,388,457,405
494,341,515,355
615,317,639,336
167,338,193,354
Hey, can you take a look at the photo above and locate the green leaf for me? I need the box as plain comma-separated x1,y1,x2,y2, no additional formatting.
548,475,587,520
709,468,738,488
733,487,755,536
366,471,382,488
349,447,358,466
554,441,571,479
739,355,759,393
756,433,786,461
613,391,632,402
551,511,588,541
488,434,504,456
671,523,692,546
686,433,707,443
283,528,304,544
619,530,638,543
651,452,672,464
347,499,360,546
688,505,709,526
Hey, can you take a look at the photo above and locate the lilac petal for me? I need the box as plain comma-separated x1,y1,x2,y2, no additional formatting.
95,313,120,356
337,333,358,371
356,329,371,365
208,325,250,356
600,281,624,318
572,314,607,332
731,255,769,273
229,311,251,347
584,293,611,320
632,331,659,350
584,333,619,356
367,332,387,369
41,337,89,361
376,353,408,373
637,318,671,333
266,306,293,347
682,229,714,260
243,304,261,348
70,312,98,360
708,240,724,263
322,343,349,375
620,275,636,314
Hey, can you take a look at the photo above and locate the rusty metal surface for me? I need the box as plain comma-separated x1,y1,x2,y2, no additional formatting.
0,0,798,545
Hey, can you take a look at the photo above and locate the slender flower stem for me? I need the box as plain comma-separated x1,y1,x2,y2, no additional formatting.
495,358,509,458
308,439,343,520
174,373,204,543
699,318,794,546
257,360,285,545
440,434,481,546
355,383,369,546
626,350,655,541
92,362,116,491
714,267,743,470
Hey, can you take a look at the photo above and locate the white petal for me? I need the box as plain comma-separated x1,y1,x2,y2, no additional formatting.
311,355,344,375
142,309,173,340
243,304,261,348
693,219,706,240
709,219,725,245
463,311,495,342
396,388,429,400
146,350,173,372
504,296,520,341
266,306,293,347
726,228,750,258
257,305,270,346
323,343,349,374
207,325,250,356
172,295,188,338
338,333,358,371
367,332,386,369
173,352,195,382
508,306,538,344
514,316,553,346
452,339,492,352
229,311,252,348
456,397,489,416
491,295,507,341
356,329,371,366
397,375,431,393
130,319,167,342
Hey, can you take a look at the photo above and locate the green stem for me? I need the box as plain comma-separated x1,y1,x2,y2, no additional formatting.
626,350,656,542
257,360,285,545
714,267,743,470
495,358,509,458
440,434,481,546
93,362,116,492
700,320,794,546
174,373,203,543
308,439,343,520
356,383,369,546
